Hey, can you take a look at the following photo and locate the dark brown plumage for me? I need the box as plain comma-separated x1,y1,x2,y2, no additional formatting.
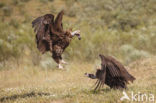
85,54,135,91
32,10,81,68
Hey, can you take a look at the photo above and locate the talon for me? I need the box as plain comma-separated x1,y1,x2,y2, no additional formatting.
58,64,63,69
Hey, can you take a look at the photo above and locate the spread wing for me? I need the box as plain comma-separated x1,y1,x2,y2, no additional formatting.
32,16,45,43
107,56,136,82
54,10,64,32
99,54,135,82
32,14,54,53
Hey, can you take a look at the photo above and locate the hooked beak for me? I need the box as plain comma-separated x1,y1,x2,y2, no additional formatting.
71,30,81,40
78,35,81,40
75,33,81,40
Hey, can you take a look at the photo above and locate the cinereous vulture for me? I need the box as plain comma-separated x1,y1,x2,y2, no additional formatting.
85,54,135,91
32,10,81,69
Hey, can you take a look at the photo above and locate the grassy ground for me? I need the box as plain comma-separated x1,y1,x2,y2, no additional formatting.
0,57,155,103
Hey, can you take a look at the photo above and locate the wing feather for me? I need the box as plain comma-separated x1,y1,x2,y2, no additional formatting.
54,10,64,32
99,54,135,82
32,15,52,53
107,62,120,77
108,56,136,82
32,16,44,33
100,54,121,77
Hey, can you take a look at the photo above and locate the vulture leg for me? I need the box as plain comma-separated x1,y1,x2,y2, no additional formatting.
59,55,68,65
52,45,64,69
52,54,63,69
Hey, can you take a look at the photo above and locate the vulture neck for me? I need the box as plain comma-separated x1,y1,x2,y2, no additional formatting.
71,30,80,37
71,31,77,36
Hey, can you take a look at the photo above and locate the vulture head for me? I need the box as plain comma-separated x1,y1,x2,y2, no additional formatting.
85,73,96,79
70,30,81,40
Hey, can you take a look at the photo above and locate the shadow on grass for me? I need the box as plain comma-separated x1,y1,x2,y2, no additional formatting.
82,88,111,94
99,88,111,92
0,91,51,102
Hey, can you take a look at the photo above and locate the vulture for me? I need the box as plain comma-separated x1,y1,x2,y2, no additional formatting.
32,10,81,69
85,54,135,91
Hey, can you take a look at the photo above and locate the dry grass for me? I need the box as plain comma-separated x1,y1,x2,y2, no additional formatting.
0,57,156,103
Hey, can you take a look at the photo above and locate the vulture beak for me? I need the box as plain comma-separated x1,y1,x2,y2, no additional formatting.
75,32,81,40
71,30,81,40
78,35,81,40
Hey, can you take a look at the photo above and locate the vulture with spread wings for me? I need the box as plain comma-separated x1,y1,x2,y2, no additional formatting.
85,54,135,91
32,10,81,69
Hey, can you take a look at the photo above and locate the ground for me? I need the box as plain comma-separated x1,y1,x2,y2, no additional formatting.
0,57,156,103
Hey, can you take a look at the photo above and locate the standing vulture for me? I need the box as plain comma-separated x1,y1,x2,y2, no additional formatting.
85,54,135,91
32,10,81,69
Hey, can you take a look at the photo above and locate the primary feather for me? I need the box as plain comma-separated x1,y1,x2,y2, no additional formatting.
54,10,64,32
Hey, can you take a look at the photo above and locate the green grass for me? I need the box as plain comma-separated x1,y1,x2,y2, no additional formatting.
0,57,155,103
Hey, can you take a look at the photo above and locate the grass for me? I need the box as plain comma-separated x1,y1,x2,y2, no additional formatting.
0,57,155,103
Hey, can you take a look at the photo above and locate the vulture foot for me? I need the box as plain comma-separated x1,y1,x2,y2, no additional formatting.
58,64,63,69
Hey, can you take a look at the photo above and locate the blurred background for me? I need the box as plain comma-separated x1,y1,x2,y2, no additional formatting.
0,0,156,69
